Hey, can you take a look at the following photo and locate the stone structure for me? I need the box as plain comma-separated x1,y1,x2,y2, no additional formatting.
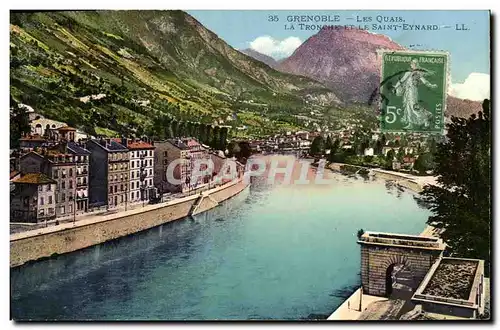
412,257,486,319
11,173,57,223
86,139,129,209
10,178,249,267
358,231,446,297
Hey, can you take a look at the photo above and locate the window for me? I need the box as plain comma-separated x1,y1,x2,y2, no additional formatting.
114,185,118,193
69,180,73,189
120,184,123,191
115,175,118,181
46,185,52,191
109,164,113,171
120,195,123,203
131,182,134,189
49,208,54,215
149,150,152,157
62,170,67,178
38,185,43,192
39,209,45,216
132,172,134,179
61,193,66,202
149,169,152,176
69,168,73,176
131,161,134,169
60,206,65,214
131,192,134,200
109,186,113,194
124,163,128,170
120,174,123,181
40,197,44,206
48,196,53,204
149,159,152,166
55,193,59,203
109,176,113,182
69,204,73,213
114,164,117,170
62,181,66,189
136,191,139,198
53,170,59,178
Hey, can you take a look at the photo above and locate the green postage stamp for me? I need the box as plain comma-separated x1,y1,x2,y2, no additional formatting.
379,50,449,133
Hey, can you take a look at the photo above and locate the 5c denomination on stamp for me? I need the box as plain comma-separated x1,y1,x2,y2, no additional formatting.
379,50,449,134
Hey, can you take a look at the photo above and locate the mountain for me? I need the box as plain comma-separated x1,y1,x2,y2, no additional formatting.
240,49,279,69
10,10,339,138
279,28,403,104
278,27,483,118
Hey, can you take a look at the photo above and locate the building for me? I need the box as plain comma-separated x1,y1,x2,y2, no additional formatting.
181,138,211,187
19,134,47,153
11,173,56,223
86,139,129,209
20,146,78,218
364,148,374,156
153,139,190,194
30,115,66,136
118,138,156,203
67,141,90,213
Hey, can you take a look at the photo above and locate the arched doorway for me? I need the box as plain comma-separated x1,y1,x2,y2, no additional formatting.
385,263,417,300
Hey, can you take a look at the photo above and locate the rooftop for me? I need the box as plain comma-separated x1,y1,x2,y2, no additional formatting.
58,126,76,131
67,141,91,155
422,259,478,300
12,173,56,185
358,231,446,250
20,134,46,142
166,139,188,150
90,139,128,152
127,141,155,150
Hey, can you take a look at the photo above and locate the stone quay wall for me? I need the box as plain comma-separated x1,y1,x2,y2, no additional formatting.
10,178,249,268
360,245,442,297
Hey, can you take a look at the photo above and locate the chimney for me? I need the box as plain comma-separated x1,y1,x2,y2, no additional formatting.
121,137,128,147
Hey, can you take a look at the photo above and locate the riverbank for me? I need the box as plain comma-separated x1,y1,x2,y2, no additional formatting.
328,162,438,193
10,177,249,268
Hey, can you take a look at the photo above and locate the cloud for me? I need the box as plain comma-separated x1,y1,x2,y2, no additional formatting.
450,73,490,101
249,36,302,59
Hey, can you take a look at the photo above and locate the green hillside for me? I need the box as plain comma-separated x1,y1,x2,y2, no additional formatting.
10,10,340,138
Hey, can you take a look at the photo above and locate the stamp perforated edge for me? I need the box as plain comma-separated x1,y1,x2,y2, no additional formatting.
376,48,451,135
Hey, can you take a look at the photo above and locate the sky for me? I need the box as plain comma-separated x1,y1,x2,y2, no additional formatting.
188,10,490,101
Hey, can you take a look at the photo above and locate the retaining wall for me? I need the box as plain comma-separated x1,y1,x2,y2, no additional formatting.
10,178,249,268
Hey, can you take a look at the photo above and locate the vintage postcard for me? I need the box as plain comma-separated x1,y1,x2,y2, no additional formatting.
9,9,491,322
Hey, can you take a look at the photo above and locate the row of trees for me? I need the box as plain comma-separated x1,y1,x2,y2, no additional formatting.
148,113,229,151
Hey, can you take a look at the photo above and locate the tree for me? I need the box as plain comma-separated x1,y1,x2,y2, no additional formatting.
421,99,491,269
413,152,435,174
310,136,325,156
385,149,395,168
396,147,405,162
10,96,31,148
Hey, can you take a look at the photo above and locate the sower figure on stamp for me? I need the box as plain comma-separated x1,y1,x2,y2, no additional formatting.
392,59,437,129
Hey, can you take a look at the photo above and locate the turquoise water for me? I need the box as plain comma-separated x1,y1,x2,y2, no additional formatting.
10,162,431,320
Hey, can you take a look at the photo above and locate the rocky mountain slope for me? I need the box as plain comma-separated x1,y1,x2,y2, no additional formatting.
10,10,339,138
278,27,483,118
240,48,280,69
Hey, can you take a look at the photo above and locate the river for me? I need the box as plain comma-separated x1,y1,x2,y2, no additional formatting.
10,156,431,320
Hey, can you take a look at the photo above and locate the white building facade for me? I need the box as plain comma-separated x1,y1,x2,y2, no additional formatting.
124,140,156,203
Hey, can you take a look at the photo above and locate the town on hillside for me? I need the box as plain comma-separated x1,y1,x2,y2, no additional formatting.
9,105,244,229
